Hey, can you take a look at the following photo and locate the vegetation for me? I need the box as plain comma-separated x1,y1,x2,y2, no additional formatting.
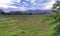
51,0,60,36
0,15,55,36
0,0,60,36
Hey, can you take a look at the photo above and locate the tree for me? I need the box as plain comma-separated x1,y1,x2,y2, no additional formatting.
52,0,60,13
51,0,60,36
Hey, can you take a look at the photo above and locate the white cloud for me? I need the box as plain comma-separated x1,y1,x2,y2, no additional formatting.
19,7,27,11
12,0,21,3
0,0,13,8
15,0,21,3
43,5,53,10
42,0,56,10
22,2,28,6
9,6,18,8
0,0,57,11
0,0,13,5
0,0,12,3
31,0,36,3
0,0,20,8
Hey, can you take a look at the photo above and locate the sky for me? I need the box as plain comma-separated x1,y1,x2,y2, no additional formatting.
0,0,57,11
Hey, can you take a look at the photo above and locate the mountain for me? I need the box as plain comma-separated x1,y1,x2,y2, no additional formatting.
0,9,51,15
25,10,51,14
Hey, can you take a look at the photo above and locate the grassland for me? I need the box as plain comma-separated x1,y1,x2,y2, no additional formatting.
0,15,58,36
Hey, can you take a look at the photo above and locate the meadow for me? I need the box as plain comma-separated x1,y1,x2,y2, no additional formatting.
0,15,59,36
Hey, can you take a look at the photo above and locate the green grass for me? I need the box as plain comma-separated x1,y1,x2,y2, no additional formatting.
0,15,58,36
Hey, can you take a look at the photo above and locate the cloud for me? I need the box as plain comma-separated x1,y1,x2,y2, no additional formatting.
0,0,57,11
15,0,21,3
43,0,56,10
0,0,12,4
0,0,13,8
0,0,21,8
30,0,36,3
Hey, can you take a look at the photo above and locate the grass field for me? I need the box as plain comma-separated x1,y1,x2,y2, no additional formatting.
0,15,58,36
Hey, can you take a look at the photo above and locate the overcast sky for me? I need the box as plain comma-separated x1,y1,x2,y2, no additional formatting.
0,0,57,11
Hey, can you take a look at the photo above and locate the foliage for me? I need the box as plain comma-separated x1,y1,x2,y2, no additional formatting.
51,0,60,36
